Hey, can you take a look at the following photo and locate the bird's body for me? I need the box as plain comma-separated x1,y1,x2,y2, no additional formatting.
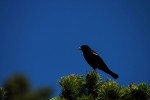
80,45,119,79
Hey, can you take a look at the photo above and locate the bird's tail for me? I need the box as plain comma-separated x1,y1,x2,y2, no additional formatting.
108,71,119,79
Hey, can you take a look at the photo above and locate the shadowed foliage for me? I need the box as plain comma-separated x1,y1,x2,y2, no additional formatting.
0,87,6,100
1,74,52,100
50,71,150,100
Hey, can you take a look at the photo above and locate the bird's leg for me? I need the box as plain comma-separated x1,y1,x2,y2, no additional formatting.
93,68,97,72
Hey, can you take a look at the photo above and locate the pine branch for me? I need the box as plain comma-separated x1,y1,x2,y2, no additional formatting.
0,87,6,100
50,71,150,100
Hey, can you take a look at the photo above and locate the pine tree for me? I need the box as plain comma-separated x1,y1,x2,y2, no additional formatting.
0,87,6,100
1,74,52,100
50,71,150,100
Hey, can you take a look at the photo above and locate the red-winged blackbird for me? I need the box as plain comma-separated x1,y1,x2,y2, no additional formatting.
80,45,119,79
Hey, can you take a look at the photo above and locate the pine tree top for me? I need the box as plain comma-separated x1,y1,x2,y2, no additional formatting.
50,71,150,100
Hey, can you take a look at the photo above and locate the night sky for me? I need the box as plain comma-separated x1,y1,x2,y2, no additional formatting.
0,0,150,96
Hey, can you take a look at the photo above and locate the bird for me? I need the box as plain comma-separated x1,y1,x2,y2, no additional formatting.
79,45,119,79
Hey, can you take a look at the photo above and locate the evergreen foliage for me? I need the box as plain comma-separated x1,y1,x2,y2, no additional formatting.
50,71,150,100
2,74,52,100
0,87,6,100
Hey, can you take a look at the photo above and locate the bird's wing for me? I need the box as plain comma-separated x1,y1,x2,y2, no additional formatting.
91,50,98,56
91,50,109,69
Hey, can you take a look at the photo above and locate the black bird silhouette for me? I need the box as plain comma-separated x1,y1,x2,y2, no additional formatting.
80,45,119,79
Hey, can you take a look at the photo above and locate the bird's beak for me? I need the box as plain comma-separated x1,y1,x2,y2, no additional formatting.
79,47,81,50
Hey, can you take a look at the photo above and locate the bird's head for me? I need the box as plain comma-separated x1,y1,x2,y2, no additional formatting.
79,45,91,52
